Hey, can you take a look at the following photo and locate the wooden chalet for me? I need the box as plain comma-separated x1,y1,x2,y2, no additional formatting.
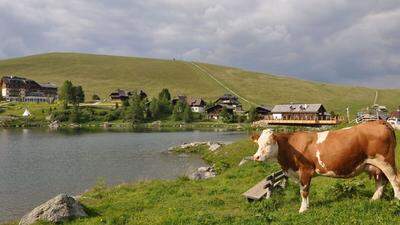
172,95,206,113
255,106,272,116
206,104,234,120
0,76,57,103
259,103,340,126
206,94,244,119
187,98,206,113
215,94,243,111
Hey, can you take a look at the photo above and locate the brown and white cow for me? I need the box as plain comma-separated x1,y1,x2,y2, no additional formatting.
252,120,399,213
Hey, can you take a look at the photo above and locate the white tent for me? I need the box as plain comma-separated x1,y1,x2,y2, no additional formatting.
22,108,31,117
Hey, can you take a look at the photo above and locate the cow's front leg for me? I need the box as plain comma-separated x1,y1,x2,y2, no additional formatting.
298,169,313,213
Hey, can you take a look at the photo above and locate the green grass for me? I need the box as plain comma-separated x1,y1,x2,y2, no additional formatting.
0,52,399,118
11,131,398,225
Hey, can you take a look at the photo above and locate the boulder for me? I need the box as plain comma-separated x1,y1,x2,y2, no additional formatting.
48,120,60,129
190,166,216,180
238,156,253,166
19,194,87,225
180,142,207,149
208,143,222,151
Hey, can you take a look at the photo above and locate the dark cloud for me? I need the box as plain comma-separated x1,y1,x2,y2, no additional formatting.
0,0,399,87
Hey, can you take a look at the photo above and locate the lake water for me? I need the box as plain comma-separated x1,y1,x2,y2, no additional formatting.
0,129,246,222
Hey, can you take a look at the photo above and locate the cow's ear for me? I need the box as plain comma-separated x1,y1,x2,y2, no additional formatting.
251,133,260,143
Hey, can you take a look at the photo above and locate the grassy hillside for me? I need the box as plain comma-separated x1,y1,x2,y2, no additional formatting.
12,131,400,225
0,52,399,116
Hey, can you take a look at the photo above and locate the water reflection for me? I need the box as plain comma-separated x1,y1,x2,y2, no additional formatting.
0,129,246,222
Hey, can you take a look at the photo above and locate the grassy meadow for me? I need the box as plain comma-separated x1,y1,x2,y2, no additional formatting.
0,53,400,118
7,131,397,225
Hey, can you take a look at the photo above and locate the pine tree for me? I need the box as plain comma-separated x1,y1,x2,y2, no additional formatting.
182,104,193,123
74,86,85,105
129,93,144,123
149,98,161,120
59,80,73,109
158,88,171,102
220,107,234,123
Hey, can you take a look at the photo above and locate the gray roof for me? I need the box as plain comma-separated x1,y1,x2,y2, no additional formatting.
271,104,324,113
40,83,57,88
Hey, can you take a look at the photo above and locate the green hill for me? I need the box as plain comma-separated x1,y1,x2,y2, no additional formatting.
0,52,399,115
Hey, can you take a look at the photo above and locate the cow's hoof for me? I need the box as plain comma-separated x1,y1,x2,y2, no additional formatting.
298,207,308,213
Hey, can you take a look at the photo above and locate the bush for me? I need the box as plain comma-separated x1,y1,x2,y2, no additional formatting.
329,180,366,199
51,110,70,122
92,94,100,101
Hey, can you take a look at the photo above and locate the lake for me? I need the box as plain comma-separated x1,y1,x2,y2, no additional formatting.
0,129,246,222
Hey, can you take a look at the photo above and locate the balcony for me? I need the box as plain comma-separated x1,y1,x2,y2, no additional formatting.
254,115,342,126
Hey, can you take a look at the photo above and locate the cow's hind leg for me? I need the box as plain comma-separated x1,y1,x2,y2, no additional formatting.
366,165,388,200
365,157,400,199
298,169,313,213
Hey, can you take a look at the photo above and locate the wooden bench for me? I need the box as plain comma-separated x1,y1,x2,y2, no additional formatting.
243,170,288,201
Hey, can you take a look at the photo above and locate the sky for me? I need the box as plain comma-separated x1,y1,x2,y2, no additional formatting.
0,0,399,88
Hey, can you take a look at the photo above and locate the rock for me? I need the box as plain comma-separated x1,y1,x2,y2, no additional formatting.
238,156,253,166
48,120,60,129
102,122,111,128
208,143,222,151
19,194,87,225
190,166,216,180
177,153,189,158
238,159,248,166
180,142,207,149
69,123,80,128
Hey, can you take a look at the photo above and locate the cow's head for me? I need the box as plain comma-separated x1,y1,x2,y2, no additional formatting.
252,129,279,161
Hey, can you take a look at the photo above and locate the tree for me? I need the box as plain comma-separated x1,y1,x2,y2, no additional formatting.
247,106,257,122
59,80,73,109
69,105,80,123
158,88,171,102
182,104,193,123
74,86,85,105
92,94,100,101
149,98,161,120
158,88,172,116
59,81,85,108
172,101,185,121
220,107,234,123
128,92,145,123
122,99,130,107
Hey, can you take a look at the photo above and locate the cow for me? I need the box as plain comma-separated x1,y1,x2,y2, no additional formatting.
251,120,399,213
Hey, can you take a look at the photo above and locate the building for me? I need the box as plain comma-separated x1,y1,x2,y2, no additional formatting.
271,103,327,120
255,103,340,126
0,76,57,103
187,98,206,113
110,89,130,101
172,95,206,113
206,104,234,120
206,94,244,119
255,106,272,116
215,94,243,111
109,89,147,101
171,95,187,105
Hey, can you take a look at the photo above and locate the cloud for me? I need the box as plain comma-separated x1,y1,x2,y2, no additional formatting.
0,0,399,87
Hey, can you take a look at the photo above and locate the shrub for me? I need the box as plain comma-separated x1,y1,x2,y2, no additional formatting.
329,180,366,199
92,94,100,101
